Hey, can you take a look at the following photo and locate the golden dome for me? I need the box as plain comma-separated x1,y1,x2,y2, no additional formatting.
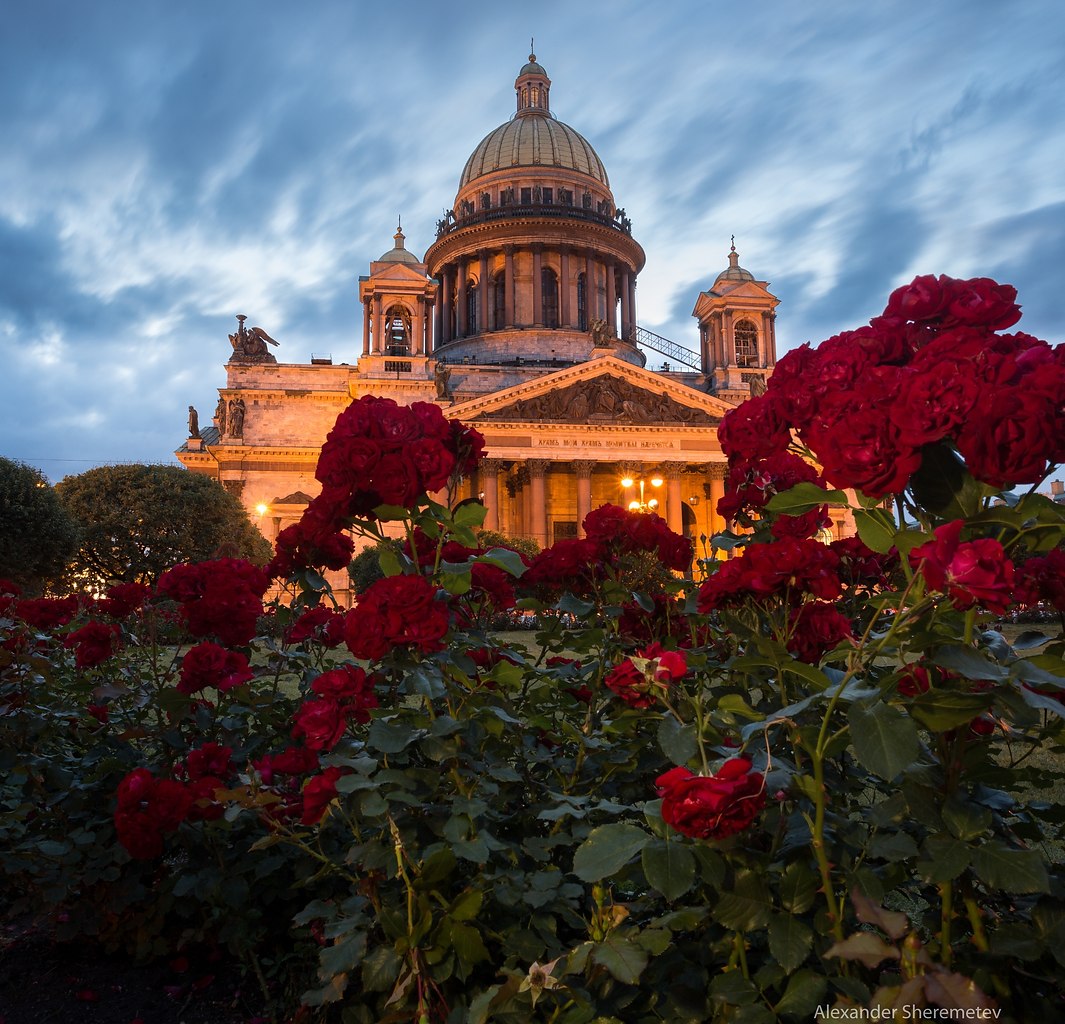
459,115,609,188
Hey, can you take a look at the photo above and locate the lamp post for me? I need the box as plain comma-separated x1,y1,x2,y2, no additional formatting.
620,474,663,512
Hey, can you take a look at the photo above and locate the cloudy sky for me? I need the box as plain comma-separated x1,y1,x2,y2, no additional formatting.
3,0,1064,481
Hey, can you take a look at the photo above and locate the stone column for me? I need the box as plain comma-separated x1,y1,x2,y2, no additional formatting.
456,260,468,339
441,267,453,345
560,247,572,328
574,460,594,536
584,252,596,321
373,294,384,355
532,245,543,327
628,274,637,336
425,299,434,354
479,250,490,335
504,246,515,327
619,268,631,341
666,466,683,537
480,459,503,532
605,261,617,336
413,303,425,356
708,465,727,539
528,458,549,547
362,299,371,356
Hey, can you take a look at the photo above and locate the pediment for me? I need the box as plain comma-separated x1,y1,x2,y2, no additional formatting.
368,262,431,283
450,356,734,426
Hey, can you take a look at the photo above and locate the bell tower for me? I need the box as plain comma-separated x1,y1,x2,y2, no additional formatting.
692,242,779,402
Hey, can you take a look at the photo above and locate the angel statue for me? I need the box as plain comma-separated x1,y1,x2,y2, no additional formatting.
228,314,279,363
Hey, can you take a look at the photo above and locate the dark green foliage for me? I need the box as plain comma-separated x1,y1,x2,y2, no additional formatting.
56,464,272,586
0,456,78,593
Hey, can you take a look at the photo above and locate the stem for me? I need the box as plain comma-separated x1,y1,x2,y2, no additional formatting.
939,880,953,968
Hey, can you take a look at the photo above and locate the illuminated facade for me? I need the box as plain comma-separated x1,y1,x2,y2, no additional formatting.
177,54,823,597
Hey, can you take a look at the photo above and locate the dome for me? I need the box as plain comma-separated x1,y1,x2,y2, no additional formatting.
460,115,609,188
378,225,419,264
714,243,754,285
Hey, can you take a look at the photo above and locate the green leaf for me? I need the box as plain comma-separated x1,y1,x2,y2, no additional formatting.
709,971,759,1006
450,921,490,967
641,839,696,900
572,823,651,882
367,719,420,753
909,689,994,732
971,843,1050,894
448,888,483,922
712,869,773,931
592,935,648,984
824,932,900,970
454,501,487,529
768,914,813,972
657,716,698,766
910,441,981,519
933,645,1009,682
854,508,897,554
868,831,919,863
942,796,992,842
361,944,402,992
319,932,368,979
848,700,919,780
477,547,527,578
778,860,818,914
766,482,849,516
774,970,828,1019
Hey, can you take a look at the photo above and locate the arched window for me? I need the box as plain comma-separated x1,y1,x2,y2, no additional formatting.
541,268,559,329
735,319,758,367
466,279,478,335
577,273,587,331
492,272,506,331
385,305,411,355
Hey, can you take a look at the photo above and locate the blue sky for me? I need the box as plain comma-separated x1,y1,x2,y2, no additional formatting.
2,0,1064,481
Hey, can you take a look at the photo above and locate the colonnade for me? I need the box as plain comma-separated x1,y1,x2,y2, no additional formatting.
361,294,435,358
433,245,638,346
698,309,777,371
474,458,729,551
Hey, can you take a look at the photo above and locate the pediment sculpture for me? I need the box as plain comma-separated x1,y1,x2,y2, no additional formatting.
479,374,719,425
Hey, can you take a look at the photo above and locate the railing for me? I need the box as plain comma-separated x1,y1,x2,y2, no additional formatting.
633,325,701,371
436,203,633,239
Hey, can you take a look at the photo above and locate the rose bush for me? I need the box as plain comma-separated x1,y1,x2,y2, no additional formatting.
1,278,1064,1022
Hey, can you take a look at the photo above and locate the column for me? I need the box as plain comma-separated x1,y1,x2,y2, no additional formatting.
709,466,727,540
456,260,468,338
373,295,384,355
532,245,543,327
619,269,631,341
362,299,371,356
628,274,637,335
441,267,453,345
528,459,549,547
574,460,594,536
425,299,435,354
479,250,490,335
605,261,617,335
560,248,572,328
666,466,683,537
413,303,425,356
585,252,596,321
504,246,515,327
480,459,503,532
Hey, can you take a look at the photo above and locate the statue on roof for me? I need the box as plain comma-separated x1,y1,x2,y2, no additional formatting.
187,405,200,439
228,314,279,364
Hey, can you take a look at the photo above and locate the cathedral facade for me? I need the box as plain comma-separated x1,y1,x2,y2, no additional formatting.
177,54,820,596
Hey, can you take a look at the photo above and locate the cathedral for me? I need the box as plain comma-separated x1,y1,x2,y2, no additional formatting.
177,53,827,595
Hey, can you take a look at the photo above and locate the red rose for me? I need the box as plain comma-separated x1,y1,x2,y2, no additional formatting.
158,559,268,646
285,605,347,647
909,520,1015,614
343,573,450,661
897,665,933,697
956,387,1058,488
310,664,378,723
718,395,791,462
655,759,766,840
254,745,319,784
114,768,193,860
786,601,854,663
292,698,349,752
1015,549,1065,612
301,766,347,825
178,642,253,695
63,621,121,668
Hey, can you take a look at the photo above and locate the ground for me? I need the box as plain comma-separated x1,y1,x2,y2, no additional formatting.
0,919,271,1024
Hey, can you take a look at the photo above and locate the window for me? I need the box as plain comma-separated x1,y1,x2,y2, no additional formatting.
520,187,532,205
542,187,553,205
384,305,411,355
735,320,758,367
492,272,506,330
577,273,587,331
541,268,559,328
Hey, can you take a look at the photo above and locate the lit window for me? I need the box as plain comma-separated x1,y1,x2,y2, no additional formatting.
735,320,758,367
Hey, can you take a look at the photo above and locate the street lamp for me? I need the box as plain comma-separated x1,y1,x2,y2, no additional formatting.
621,474,663,512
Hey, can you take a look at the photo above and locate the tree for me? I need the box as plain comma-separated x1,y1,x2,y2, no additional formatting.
56,465,273,586
0,457,79,593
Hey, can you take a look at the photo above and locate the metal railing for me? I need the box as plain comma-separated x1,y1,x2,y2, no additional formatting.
436,203,633,239
633,325,701,371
